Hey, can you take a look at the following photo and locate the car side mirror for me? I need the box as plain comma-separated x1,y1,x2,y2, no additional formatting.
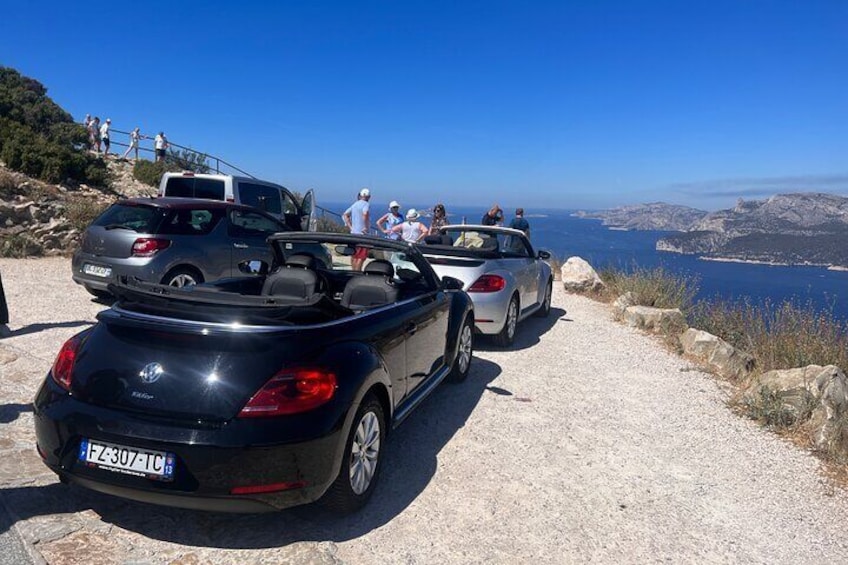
334,245,355,257
537,250,551,260
441,276,465,291
238,260,269,275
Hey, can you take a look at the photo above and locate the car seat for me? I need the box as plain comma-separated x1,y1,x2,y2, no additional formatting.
261,253,322,299
341,259,399,311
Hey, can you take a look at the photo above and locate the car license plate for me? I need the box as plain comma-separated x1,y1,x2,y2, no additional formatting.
78,438,175,481
83,263,112,278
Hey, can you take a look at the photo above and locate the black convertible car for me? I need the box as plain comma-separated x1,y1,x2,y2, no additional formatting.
34,233,474,513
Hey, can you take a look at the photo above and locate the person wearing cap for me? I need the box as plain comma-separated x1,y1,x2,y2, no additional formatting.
122,127,144,161
391,208,429,243
100,118,112,157
377,200,404,241
343,188,372,270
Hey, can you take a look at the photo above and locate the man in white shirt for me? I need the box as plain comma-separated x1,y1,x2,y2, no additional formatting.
100,119,111,157
154,132,169,162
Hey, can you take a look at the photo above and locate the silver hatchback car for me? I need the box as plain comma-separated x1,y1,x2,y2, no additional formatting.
72,198,330,298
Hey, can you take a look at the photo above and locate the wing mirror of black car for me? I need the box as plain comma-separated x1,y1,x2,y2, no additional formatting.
238,260,269,275
537,250,551,260
334,245,355,257
441,276,465,291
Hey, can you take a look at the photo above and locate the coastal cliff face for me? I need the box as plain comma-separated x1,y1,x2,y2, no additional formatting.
573,203,707,231
657,193,848,268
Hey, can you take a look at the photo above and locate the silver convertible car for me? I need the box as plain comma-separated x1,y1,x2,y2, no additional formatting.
418,225,553,346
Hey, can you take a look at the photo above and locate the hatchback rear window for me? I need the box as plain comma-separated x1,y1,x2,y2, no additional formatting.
93,204,161,232
164,177,226,200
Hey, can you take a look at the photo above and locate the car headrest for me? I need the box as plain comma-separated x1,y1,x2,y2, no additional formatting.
364,260,394,277
286,253,316,269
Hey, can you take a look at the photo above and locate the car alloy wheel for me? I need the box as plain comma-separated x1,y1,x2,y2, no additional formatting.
349,411,381,495
449,315,474,382
163,267,203,288
494,295,518,347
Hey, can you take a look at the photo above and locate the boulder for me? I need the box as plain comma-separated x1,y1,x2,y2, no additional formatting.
612,292,635,319
680,328,755,380
561,257,605,292
744,365,848,450
622,305,687,334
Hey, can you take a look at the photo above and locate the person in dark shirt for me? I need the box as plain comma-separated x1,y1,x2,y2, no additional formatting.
509,208,530,236
481,204,503,226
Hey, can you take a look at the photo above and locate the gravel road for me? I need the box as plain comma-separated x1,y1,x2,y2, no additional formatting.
1,257,847,564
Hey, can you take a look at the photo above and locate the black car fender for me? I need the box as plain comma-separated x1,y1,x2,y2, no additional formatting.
311,340,393,484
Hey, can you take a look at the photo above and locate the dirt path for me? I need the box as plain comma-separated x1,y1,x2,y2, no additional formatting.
1,257,847,564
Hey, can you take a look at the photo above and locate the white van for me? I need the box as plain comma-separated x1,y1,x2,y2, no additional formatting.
158,172,316,231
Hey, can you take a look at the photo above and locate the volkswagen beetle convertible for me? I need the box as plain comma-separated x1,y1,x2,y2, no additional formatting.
34,233,474,513
419,225,553,347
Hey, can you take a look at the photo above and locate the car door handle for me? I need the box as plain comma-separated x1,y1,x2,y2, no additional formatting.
406,323,418,335
233,243,248,249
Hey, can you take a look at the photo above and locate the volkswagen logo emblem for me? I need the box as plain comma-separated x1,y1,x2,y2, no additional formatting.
139,362,164,384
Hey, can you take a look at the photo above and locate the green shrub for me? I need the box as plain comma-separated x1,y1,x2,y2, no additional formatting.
0,233,43,257
132,160,168,187
0,68,107,186
599,266,699,310
65,196,108,232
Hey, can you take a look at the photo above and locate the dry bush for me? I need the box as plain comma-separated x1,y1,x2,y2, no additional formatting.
599,266,699,310
65,196,108,232
0,233,43,257
691,297,848,373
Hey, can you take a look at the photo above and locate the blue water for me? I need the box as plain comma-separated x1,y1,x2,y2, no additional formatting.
320,202,848,321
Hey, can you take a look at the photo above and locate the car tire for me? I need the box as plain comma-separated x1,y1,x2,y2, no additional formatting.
493,294,519,348
84,286,112,301
322,393,386,513
534,278,553,317
162,267,204,288
448,315,474,383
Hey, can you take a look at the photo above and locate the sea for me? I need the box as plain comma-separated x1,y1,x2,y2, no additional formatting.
319,202,848,322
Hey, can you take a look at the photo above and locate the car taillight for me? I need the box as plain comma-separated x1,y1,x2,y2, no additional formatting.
468,274,506,293
238,368,337,417
51,334,82,391
131,238,171,257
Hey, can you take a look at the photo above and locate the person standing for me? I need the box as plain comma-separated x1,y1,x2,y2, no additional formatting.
342,188,372,271
430,202,448,231
154,132,169,162
377,201,404,241
100,118,112,157
122,127,142,160
481,204,503,226
392,209,429,243
90,117,101,153
509,207,530,236
0,270,9,338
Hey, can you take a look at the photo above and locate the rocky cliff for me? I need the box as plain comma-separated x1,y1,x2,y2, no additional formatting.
0,158,155,257
657,193,848,267
574,202,708,231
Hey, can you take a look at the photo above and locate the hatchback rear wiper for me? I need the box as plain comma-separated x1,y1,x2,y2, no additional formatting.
103,224,136,231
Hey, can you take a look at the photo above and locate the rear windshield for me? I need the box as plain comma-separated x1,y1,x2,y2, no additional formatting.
93,204,162,232
164,177,226,200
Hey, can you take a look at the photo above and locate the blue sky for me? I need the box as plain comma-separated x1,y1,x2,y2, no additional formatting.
2,1,847,211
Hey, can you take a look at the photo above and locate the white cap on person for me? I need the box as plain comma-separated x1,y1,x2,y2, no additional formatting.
389,200,400,209
359,188,370,198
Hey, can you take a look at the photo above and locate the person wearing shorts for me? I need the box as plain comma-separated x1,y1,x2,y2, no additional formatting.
343,188,372,271
100,118,112,157
154,132,169,162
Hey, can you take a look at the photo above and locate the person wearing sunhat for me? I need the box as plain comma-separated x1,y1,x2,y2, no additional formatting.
391,208,429,243
377,200,404,241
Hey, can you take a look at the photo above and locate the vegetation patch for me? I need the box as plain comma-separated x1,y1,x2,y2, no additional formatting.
0,233,43,257
64,196,109,232
599,266,699,311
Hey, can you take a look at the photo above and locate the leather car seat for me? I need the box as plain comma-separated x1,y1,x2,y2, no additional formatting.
261,253,321,299
341,260,399,311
